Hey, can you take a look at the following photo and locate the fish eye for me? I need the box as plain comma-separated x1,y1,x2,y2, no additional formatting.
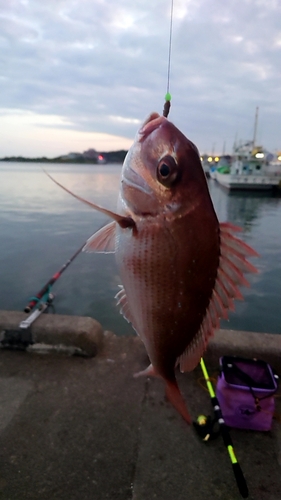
157,155,179,187
159,163,170,177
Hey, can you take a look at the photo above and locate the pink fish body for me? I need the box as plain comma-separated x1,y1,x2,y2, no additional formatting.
50,112,258,423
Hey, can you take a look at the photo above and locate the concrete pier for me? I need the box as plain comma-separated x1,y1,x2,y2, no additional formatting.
0,310,280,500
0,310,103,357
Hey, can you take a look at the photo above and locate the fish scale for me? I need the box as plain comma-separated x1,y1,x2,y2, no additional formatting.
116,220,176,342
115,206,219,384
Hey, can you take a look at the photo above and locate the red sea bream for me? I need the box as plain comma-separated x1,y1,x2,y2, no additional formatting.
49,112,258,424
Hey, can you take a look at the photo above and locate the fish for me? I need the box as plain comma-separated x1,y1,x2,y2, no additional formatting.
46,112,258,424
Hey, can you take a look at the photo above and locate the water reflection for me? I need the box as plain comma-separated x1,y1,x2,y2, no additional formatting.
208,180,281,230
226,190,281,232
0,162,122,216
208,180,281,334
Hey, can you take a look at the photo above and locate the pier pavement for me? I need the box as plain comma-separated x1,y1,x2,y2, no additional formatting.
0,310,280,500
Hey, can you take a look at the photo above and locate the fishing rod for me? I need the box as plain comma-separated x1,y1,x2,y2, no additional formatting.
1,240,88,350
2,213,106,347
198,358,249,499
24,240,87,313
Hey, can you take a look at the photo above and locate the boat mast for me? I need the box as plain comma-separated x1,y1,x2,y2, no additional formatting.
252,106,259,149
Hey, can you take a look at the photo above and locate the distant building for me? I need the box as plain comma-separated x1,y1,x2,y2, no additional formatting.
59,152,84,161
83,148,98,160
68,152,82,159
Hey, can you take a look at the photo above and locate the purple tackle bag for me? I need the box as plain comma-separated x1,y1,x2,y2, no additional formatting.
216,356,278,431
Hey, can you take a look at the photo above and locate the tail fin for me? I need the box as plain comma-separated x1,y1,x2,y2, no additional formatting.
165,379,192,424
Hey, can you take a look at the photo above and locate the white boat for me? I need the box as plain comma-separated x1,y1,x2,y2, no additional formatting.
209,167,217,180
209,156,231,181
215,108,281,190
215,143,281,191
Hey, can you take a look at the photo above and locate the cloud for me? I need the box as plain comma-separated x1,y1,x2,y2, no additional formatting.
0,109,133,156
0,0,281,156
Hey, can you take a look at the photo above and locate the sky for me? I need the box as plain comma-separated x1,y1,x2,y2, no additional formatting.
0,0,281,158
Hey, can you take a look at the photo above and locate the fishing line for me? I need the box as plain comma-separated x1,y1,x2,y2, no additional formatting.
163,0,174,118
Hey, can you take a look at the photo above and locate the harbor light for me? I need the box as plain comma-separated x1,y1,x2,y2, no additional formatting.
207,156,213,162
255,152,264,159
214,156,220,162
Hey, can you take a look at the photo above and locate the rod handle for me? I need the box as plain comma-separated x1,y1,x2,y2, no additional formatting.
232,462,249,498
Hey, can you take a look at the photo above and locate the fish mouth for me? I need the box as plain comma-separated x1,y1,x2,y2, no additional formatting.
122,166,153,196
138,112,166,142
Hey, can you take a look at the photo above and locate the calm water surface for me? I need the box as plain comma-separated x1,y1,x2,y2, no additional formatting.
0,162,280,335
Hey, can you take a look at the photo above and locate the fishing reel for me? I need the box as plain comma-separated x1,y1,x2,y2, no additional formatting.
193,414,220,442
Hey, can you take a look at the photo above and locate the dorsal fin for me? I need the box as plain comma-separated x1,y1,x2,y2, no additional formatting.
83,222,116,253
177,222,258,373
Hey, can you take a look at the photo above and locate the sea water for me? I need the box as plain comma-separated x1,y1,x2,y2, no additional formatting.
0,162,280,335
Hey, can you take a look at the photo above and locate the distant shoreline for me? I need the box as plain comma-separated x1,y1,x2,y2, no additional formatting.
0,150,128,164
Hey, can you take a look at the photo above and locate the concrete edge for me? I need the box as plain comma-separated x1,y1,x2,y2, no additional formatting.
0,310,104,357
207,328,281,371
0,310,280,367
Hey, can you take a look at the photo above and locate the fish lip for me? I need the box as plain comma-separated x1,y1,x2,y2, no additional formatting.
122,166,153,196
140,112,160,129
138,113,166,142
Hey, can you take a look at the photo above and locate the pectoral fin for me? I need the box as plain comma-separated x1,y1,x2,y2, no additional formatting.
44,170,135,229
83,222,116,253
